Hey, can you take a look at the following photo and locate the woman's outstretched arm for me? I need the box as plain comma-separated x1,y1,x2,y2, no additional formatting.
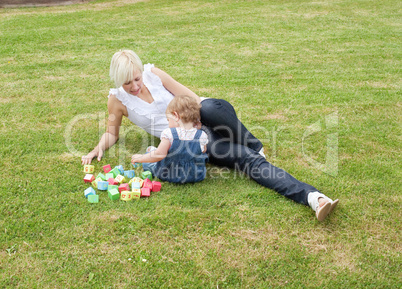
81,95,126,165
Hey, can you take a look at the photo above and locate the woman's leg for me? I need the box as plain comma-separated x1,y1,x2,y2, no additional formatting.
202,126,318,205
200,98,263,153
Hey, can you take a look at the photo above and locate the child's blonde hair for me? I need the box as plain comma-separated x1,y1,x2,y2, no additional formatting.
109,50,143,88
166,95,201,124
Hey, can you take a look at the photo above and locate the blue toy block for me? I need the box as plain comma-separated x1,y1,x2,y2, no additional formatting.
115,165,124,175
132,162,142,169
97,181,109,191
131,182,141,190
124,170,135,179
84,187,96,198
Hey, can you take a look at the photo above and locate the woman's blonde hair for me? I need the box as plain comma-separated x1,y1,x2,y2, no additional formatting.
109,50,143,88
167,95,201,124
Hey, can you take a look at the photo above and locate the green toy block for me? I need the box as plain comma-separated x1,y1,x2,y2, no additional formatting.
105,172,114,180
88,195,99,203
110,167,121,178
96,173,106,181
141,171,153,181
108,188,120,201
107,185,119,192
115,165,124,174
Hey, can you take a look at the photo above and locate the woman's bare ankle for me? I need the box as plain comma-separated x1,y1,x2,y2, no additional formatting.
318,197,329,208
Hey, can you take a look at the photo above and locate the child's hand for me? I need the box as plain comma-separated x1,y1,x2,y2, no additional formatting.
131,154,143,164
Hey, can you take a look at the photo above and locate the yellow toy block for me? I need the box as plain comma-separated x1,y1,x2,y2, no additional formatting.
132,189,141,199
83,165,95,174
91,177,102,188
115,174,127,184
129,177,144,187
120,191,133,201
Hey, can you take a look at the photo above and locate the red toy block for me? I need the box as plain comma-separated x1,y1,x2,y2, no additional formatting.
141,187,151,197
143,178,153,190
103,164,112,173
84,174,95,183
152,181,161,192
118,183,130,193
107,177,119,185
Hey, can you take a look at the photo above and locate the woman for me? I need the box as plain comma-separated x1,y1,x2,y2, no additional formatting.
81,50,339,221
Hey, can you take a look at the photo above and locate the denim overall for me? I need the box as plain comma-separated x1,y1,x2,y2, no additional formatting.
151,128,208,184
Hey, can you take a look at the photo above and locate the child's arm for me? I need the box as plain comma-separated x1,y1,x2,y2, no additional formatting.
131,139,171,164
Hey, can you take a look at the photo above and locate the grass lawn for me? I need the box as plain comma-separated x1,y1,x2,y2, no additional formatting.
0,0,400,287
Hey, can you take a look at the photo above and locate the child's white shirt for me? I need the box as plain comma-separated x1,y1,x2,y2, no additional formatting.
161,127,208,152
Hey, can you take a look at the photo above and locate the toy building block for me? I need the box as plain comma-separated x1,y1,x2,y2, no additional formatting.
124,170,135,179
97,181,109,191
129,177,143,188
107,177,119,186
152,181,161,192
132,162,142,168
115,174,127,184
108,188,120,200
105,172,114,180
131,182,141,190
132,189,141,199
141,171,153,181
115,165,124,175
142,178,153,190
107,185,119,192
88,194,99,203
120,191,133,201
91,178,100,188
84,187,96,198
83,165,95,174
141,187,151,197
84,174,95,183
110,167,121,178
103,164,112,173
118,183,130,193
96,173,106,181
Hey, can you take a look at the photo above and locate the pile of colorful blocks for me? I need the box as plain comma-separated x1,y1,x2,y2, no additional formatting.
83,164,161,203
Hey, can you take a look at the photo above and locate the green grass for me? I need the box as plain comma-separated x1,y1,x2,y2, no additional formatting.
0,0,401,287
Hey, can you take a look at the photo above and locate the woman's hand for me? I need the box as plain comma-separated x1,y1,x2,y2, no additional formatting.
81,149,103,165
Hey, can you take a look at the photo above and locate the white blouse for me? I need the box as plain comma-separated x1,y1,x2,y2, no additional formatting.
108,63,174,138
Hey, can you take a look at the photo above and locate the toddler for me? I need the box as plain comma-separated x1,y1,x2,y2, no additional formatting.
131,95,208,183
